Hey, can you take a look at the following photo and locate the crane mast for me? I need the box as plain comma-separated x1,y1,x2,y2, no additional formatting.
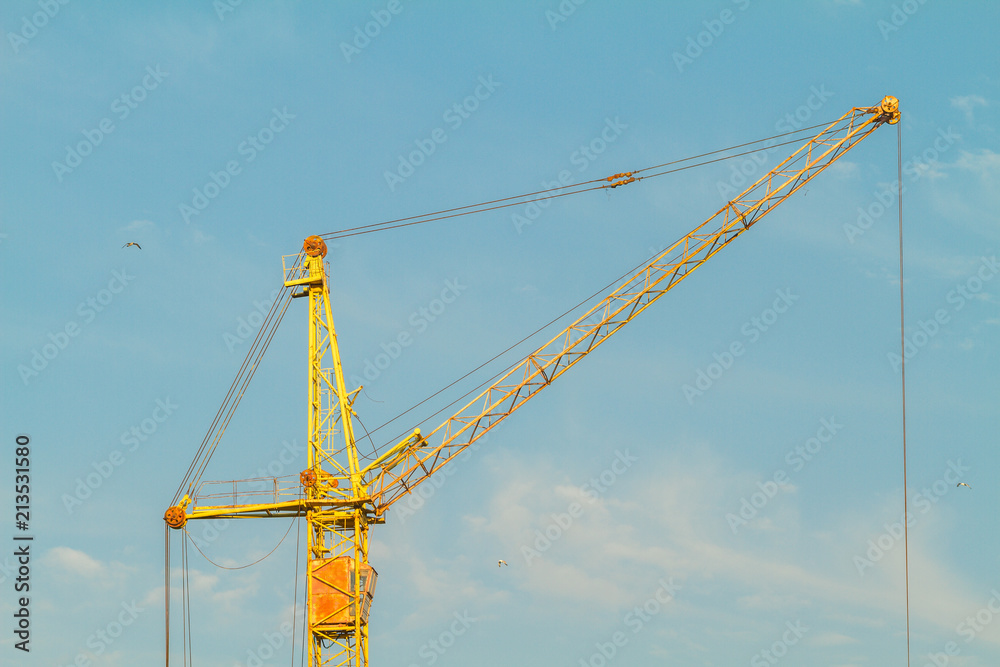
164,96,899,667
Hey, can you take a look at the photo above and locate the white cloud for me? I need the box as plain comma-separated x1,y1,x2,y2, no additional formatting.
809,631,860,646
826,611,887,629
120,219,156,232
45,546,106,578
397,553,509,630
953,149,1000,179
951,95,988,124
458,445,1000,657
42,546,136,599
831,160,860,178
148,565,259,618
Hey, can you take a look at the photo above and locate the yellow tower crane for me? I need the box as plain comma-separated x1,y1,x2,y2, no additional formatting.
163,96,900,666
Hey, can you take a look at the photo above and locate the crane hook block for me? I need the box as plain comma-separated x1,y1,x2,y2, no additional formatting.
303,236,327,257
880,96,900,124
164,505,187,529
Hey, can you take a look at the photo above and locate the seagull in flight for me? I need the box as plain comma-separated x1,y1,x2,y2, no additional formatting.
957,482,972,489
122,242,142,249
498,560,508,567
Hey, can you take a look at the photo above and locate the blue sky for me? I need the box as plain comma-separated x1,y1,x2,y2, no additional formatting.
2,1,999,665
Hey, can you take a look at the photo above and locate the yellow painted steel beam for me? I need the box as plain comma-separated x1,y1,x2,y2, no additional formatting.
182,500,380,522
368,96,900,515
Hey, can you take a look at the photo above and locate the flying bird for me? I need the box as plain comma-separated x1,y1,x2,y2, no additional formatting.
957,482,971,489
498,560,508,567
122,242,141,249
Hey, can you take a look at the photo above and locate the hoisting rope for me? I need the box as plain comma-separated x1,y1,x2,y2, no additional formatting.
319,119,851,241
182,530,193,667
291,516,300,666
164,525,171,667
896,119,912,667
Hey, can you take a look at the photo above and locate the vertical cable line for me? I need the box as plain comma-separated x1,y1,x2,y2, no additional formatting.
299,547,308,667
291,504,301,667
181,531,192,667
164,526,171,667
897,120,912,667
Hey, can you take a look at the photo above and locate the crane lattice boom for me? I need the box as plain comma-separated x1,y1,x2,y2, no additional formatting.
367,95,900,513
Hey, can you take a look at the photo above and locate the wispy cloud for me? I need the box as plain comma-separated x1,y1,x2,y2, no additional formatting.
192,228,214,244
831,160,860,178
951,95,988,124
120,219,156,232
42,546,135,595
459,446,1000,656
396,553,509,629
952,149,1000,180
45,545,106,578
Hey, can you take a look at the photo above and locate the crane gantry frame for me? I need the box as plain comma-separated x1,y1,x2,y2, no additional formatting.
164,95,900,666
